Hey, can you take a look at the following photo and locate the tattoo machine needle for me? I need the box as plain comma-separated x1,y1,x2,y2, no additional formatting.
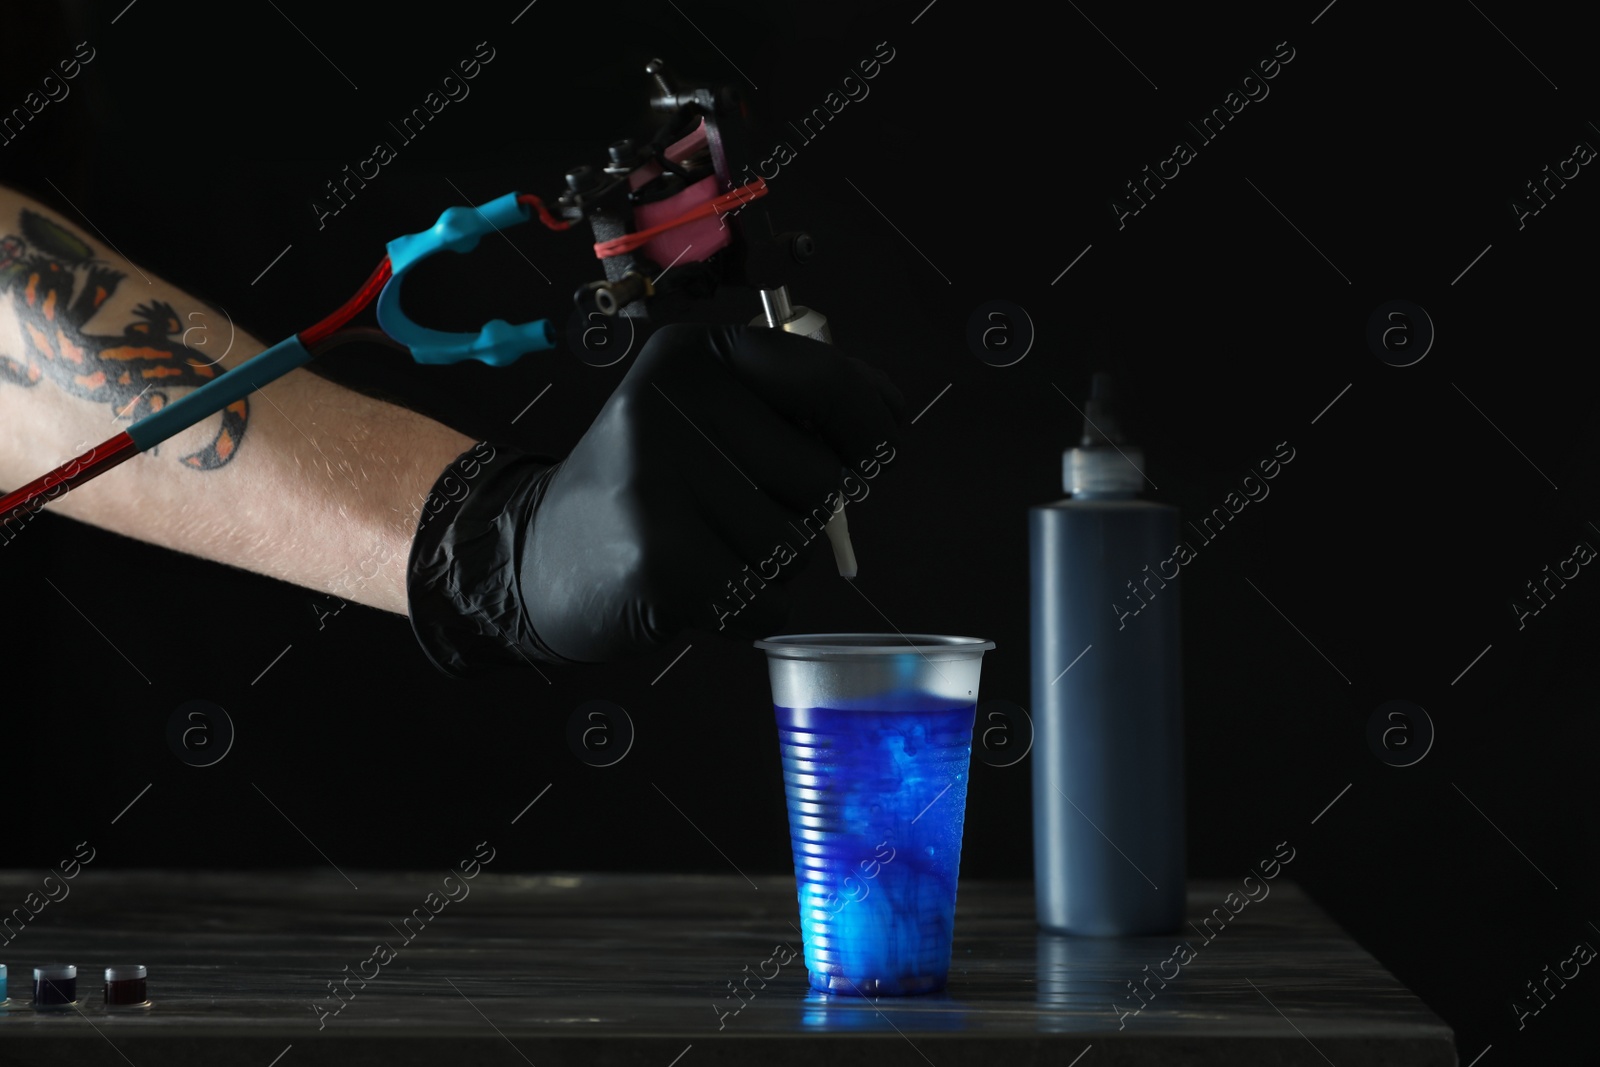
752,283,857,579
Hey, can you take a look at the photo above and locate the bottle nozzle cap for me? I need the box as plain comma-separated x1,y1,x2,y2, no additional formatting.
1080,371,1124,447
1064,370,1143,496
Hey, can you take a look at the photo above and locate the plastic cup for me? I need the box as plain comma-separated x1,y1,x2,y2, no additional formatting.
756,633,995,996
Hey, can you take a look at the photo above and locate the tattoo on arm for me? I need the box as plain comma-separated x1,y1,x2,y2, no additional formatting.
0,210,248,469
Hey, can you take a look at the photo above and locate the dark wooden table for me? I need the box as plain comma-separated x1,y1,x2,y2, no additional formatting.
0,870,1454,1065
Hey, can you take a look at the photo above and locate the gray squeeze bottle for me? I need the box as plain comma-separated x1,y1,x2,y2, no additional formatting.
1030,372,1185,935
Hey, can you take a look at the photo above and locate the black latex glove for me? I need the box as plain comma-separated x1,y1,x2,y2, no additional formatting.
407,322,908,675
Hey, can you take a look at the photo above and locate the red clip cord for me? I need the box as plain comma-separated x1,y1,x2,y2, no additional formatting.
300,256,393,349
517,193,574,233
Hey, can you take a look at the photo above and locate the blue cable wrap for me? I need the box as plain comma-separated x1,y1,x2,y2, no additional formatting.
377,192,556,367
127,193,553,456
126,335,314,452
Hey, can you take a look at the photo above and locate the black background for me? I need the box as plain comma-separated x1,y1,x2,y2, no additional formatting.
3,0,1596,1060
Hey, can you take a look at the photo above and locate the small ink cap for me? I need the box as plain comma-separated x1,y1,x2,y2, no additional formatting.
1065,371,1144,497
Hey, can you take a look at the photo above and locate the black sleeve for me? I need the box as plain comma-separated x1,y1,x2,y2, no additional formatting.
406,440,573,677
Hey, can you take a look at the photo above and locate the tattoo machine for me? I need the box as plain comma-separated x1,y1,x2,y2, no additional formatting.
0,59,855,574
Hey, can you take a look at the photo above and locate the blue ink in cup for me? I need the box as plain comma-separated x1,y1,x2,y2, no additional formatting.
757,634,995,996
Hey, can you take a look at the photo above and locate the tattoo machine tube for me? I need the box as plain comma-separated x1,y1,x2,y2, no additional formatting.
751,285,857,578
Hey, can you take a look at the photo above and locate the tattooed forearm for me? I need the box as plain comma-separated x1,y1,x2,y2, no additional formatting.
0,184,477,614
0,210,247,469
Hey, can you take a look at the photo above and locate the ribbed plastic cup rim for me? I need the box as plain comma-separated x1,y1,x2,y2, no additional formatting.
754,633,995,658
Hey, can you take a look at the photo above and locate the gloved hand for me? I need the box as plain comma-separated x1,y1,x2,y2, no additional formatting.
407,322,907,674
